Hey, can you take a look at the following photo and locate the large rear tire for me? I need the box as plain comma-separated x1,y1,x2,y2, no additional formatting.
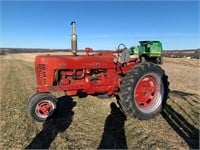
27,93,57,122
118,63,169,120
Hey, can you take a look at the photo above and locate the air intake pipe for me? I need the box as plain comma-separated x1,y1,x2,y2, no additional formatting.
71,21,77,56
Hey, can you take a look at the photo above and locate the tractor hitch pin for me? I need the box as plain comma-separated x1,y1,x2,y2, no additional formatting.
71,21,78,56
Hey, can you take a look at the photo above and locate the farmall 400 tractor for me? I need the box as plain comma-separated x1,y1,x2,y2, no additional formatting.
27,22,169,122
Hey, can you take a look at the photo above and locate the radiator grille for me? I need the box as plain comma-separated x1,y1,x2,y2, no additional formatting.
36,64,47,85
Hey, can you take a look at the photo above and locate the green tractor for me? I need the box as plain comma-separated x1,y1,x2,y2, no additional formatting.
130,41,163,64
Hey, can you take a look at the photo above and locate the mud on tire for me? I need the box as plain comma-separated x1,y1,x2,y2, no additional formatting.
118,62,169,120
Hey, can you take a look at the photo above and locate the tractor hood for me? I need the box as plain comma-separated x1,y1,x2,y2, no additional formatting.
35,53,117,69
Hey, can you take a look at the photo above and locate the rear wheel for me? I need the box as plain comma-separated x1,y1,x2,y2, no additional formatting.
27,93,57,122
119,63,169,120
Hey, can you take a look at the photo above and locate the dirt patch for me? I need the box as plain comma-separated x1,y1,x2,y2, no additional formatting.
164,57,199,68
162,58,200,95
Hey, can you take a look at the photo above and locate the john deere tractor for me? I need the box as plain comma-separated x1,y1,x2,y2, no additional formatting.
130,41,163,64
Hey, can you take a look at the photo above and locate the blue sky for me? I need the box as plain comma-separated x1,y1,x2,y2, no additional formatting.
1,1,199,50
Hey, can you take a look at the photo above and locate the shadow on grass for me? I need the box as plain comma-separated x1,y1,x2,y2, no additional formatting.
161,104,199,149
170,90,200,105
25,96,76,149
170,91,200,125
98,102,128,149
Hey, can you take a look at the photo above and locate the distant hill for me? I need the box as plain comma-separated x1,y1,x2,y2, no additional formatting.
1,47,200,59
0,48,71,54
163,49,200,59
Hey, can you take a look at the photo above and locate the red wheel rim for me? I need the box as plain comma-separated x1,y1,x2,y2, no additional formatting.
35,100,54,118
134,75,158,110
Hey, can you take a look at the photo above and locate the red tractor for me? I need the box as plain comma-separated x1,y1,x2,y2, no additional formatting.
27,22,169,122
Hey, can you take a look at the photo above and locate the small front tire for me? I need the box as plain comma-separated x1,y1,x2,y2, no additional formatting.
27,93,57,122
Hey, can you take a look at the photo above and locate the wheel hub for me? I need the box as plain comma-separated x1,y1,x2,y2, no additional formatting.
36,100,54,118
135,75,158,109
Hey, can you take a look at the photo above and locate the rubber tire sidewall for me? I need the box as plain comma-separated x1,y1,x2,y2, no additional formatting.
27,93,57,122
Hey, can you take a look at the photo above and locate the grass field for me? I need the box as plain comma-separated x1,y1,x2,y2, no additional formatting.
0,53,199,149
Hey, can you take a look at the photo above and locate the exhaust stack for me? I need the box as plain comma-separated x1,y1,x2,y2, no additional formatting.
71,21,77,56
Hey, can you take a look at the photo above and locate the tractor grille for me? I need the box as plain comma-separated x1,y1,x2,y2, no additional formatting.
36,64,47,85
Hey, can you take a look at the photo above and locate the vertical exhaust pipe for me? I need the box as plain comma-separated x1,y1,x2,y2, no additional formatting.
71,21,77,56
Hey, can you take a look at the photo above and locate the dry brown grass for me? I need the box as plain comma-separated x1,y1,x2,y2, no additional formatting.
0,54,199,149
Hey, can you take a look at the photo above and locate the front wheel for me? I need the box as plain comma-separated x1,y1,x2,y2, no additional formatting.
118,63,169,120
27,93,57,122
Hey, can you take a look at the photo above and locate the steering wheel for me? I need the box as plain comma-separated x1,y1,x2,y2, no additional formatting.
118,43,127,52
117,43,130,63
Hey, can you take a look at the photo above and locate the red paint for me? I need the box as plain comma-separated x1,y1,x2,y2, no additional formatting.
35,51,137,96
134,75,158,109
36,101,54,117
